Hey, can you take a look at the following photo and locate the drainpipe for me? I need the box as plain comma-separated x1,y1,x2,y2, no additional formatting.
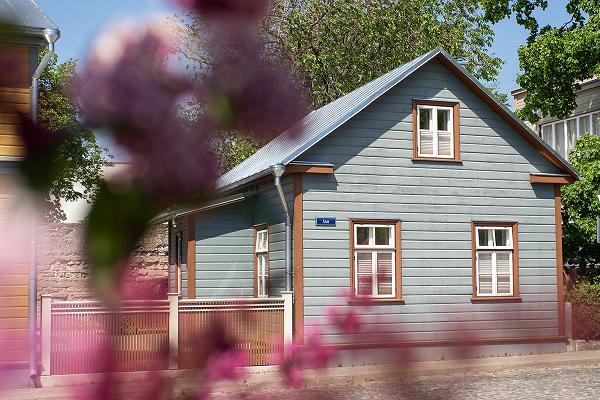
271,164,292,291
28,28,60,386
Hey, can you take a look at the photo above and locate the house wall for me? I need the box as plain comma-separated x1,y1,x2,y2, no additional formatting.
254,177,294,297
538,80,600,126
192,200,255,298
0,172,29,369
298,59,563,345
173,176,295,299
0,44,33,159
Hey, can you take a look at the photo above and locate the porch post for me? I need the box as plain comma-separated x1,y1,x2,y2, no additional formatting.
40,295,52,376
565,301,573,339
168,292,179,369
281,291,293,356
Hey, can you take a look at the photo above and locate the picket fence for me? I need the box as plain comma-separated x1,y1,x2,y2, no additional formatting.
40,292,292,375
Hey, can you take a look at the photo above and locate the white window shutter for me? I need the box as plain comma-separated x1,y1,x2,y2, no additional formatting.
477,252,493,295
496,252,512,294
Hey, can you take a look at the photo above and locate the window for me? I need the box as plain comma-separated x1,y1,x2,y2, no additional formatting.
540,111,600,160
254,226,269,297
472,222,519,299
413,100,460,161
350,220,402,300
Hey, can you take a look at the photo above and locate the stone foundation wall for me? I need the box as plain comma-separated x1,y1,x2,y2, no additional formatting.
38,223,169,300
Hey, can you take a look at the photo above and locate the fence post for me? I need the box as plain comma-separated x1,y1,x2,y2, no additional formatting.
40,294,52,376
168,292,179,369
565,301,573,339
281,291,293,357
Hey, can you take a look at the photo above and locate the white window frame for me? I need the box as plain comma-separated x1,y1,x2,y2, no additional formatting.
417,105,454,159
475,226,514,297
353,224,396,298
255,228,269,298
539,111,600,160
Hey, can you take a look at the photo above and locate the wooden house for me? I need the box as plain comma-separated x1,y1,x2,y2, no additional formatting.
166,48,579,361
0,0,58,388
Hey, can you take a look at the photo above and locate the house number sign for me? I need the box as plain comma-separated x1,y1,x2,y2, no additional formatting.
315,217,336,227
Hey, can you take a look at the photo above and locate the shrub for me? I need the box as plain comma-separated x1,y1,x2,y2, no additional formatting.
567,281,600,340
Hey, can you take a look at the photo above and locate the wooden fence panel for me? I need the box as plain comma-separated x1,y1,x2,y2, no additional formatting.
178,299,285,368
50,301,169,375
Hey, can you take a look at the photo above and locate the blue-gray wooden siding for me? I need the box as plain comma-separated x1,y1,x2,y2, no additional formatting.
254,177,294,297
192,200,255,297
176,176,295,298
298,59,562,343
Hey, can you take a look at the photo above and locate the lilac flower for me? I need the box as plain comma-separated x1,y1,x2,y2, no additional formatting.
199,36,311,140
171,0,270,21
280,327,337,388
325,306,363,335
206,349,249,381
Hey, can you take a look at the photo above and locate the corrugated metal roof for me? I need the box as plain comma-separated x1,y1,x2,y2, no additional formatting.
217,48,578,192
0,0,57,31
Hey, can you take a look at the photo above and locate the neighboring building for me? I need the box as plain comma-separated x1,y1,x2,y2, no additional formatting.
163,48,578,362
0,0,59,388
512,78,600,161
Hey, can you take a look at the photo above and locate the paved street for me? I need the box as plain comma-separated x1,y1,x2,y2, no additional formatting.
211,363,600,400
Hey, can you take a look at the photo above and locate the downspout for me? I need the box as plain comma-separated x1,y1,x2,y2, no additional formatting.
271,164,292,291
28,28,60,386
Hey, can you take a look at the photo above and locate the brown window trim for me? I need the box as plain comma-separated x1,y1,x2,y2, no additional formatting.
253,224,270,298
412,99,461,162
349,219,402,302
471,221,520,301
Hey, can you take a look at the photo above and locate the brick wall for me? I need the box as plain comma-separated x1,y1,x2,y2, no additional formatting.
37,222,169,300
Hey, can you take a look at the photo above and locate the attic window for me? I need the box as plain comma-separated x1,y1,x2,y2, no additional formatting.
413,100,461,162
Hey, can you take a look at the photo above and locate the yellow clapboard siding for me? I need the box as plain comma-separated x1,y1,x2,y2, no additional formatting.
0,328,28,340
0,133,22,146
0,317,27,329
0,307,27,319
0,113,19,124
0,297,28,308
0,44,30,88
0,103,28,113
2,276,28,286
0,91,30,105
0,87,29,94
0,350,28,363
0,264,28,274
0,144,24,157
0,287,28,297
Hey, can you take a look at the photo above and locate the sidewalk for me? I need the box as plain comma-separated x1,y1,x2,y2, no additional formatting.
3,350,600,400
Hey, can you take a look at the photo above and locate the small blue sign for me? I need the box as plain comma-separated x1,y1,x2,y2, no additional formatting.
315,217,336,227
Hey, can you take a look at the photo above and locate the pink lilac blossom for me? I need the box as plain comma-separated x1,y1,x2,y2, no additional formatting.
280,327,337,388
171,0,270,21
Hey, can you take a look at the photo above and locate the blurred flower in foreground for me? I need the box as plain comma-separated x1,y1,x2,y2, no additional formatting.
171,0,270,22
280,327,337,388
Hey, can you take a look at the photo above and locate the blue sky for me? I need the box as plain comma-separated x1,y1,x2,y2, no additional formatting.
37,0,571,98
35,0,571,160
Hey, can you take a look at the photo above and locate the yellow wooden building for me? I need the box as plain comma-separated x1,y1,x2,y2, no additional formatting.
0,0,58,388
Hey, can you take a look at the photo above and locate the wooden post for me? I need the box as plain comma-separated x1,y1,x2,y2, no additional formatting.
168,292,179,369
565,301,573,339
281,291,293,357
40,294,52,376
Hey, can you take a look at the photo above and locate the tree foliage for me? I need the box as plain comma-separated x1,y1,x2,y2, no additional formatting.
265,0,502,108
562,134,600,279
175,0,503,169
481,0,600,123
38,53,110,221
